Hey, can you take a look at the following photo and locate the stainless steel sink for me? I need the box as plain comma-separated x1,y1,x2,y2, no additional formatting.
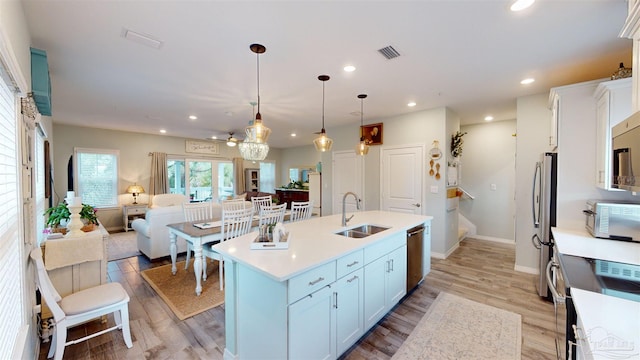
334,224,390,238
335,229,370,238
349,224,389,235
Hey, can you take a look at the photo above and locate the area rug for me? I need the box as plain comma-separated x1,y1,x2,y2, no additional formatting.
392,292,522,360
140,260,224,320
107,231,140,261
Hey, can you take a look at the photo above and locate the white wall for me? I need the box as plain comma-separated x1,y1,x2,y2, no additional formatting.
460,119,516,241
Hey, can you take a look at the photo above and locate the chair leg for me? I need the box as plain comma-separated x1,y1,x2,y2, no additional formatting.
185,244,192,270
202,254,208,281
53,323,67,360
47,325,57,359
119,305,133,348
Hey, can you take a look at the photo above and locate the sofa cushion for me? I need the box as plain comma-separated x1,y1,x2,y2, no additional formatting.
150,194,188,208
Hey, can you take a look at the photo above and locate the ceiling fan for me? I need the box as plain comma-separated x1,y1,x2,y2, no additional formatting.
225,132,239,147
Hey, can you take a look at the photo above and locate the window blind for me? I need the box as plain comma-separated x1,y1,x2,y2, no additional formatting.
0,66,24,355
74,148,119,208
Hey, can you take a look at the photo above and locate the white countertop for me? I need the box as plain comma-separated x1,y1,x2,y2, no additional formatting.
570,288,640,359
551,227,640,266
212,211,431,282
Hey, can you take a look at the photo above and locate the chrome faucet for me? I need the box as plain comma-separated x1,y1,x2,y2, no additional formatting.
342,192,361,226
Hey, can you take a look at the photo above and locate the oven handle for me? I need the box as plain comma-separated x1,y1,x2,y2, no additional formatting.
545,260,565,304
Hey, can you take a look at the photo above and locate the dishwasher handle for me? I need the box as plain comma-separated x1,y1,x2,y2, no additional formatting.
545,260,565,305
407,226,425,237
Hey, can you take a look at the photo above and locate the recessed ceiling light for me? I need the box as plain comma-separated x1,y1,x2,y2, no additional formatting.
159,129,167,134
520,78,535,85
484,116,494,121
189,115,197,120
291,133,297,137
344,65,356,72
211,136,218,140
408,102,417,107
510,0,534,11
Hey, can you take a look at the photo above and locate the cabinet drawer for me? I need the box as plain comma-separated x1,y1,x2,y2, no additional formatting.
364,233,405,264
128,207,146,215
288,261,336,303
336,250,363,278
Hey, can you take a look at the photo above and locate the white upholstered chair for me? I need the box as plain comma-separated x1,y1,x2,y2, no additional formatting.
202,206,254,290
183,201,215,270
251,195,272,214
30,247,133,360
290,200,314,222
258,203,287,227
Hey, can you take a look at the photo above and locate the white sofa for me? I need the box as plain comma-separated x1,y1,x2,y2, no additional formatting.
131,194,223,260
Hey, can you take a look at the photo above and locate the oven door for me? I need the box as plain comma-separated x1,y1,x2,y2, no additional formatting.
546,254,568,359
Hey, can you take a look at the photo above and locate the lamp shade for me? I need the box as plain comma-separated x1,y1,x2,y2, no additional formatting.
126,184,145,195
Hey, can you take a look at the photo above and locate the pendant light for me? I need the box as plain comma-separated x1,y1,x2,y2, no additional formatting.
355,94,370,156
239,44,270,161
313,75,333,152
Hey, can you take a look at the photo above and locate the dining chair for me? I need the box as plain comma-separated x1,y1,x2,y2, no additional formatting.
202,206,254,290
290,200,314,223
183,201,215,270
30,247,133,360
251,195,272,214
222,198,250,211
258,203,287,227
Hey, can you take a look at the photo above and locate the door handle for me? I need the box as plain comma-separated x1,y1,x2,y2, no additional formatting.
545,261,565,304
412,203,421,208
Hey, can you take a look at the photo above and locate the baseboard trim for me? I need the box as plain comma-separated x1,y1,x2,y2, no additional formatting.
431,242,460,260
514,265,539,275
466,235,515,245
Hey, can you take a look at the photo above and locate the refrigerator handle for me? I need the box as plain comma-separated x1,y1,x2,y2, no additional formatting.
532,162,541,228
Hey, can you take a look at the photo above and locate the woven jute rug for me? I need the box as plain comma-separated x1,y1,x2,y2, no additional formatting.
141,260,224,320
392,292,522,360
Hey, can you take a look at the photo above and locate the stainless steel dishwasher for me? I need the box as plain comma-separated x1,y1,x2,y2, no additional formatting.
407,224,425,292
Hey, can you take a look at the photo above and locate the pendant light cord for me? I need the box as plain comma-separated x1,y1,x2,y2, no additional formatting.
360,98,364,138
322,81,325,130
256,52,260,115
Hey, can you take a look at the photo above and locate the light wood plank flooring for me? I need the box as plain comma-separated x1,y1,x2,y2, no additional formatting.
38,238,557,359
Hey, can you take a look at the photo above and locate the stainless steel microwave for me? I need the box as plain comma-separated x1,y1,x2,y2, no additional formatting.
584,200,640,242
612,111,640,192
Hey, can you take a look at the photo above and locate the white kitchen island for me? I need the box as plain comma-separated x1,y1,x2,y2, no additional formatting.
212,211,432,360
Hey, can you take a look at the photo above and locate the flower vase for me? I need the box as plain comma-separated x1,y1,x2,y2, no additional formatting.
66,204,85,237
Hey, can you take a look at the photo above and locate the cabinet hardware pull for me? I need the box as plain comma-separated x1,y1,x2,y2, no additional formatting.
334,292,338,309
308,277,325,286
346,261,359,267
386,260,390,273
347,275,358,283
390,259,394,271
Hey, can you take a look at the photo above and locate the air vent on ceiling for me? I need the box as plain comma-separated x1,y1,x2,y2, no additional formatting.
378,45,401,60
122,28,163,50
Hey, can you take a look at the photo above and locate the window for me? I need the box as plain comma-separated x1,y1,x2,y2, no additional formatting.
168,158,233,202
74,148,119,208
259,161,276,193
0,67,24,356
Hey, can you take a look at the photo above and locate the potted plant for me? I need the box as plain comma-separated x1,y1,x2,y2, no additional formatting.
44,202,98,233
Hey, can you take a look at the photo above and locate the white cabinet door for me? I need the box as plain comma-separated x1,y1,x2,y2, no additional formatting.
549,92,559,148
288,285,335,360
363,255,387,329
335,268,364,356
386,245,407,305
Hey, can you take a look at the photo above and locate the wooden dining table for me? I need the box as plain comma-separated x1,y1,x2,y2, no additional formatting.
166,211,292,296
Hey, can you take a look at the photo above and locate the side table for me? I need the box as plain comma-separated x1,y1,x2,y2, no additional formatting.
123,204,148,232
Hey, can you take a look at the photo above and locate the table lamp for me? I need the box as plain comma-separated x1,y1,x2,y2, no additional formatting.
126,184,145,204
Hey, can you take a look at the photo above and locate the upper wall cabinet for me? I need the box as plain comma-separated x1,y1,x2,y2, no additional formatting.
594,78,632,190
548,92,559,148
30,47,52,116
620,0,640,112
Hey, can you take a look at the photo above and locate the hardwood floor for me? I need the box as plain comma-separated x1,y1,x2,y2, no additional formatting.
38,238,558,360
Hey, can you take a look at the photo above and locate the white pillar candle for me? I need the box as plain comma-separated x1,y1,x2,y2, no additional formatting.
66,191,75,202
72,196,82,206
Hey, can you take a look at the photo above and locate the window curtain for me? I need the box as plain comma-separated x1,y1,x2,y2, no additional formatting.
233,157,245,195
149,152,168,196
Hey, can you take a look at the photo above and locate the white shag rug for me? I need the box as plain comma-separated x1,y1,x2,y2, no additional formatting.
107,231,140,261
392,292,522,360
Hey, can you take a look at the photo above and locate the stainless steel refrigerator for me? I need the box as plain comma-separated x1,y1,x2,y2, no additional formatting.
532,152,557,300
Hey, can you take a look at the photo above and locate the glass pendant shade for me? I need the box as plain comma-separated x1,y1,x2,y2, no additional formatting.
314,129,333,152
238,141,269,161
314,75,333,152
355,94,369,156
244,115,271,144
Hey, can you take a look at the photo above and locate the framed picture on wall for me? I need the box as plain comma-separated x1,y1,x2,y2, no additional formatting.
361,123,383,145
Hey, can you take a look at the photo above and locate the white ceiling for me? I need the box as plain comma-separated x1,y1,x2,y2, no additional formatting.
22,0,632,148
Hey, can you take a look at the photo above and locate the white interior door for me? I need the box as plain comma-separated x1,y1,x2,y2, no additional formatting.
332,151,364,215
380,145,423,214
